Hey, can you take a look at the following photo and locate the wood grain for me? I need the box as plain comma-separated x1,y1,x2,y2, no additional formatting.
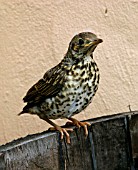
0,111,138,170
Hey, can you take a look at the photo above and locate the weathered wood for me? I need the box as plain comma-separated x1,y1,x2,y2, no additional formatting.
0,111,138,170
129,114,138,169
90,118,129,170
0,133,60,170
60,129,94,170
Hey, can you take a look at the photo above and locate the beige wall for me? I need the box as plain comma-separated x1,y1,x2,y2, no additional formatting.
0,0,138,145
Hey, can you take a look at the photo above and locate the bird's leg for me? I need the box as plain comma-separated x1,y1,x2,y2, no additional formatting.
41,117,73,144
66,117,91,136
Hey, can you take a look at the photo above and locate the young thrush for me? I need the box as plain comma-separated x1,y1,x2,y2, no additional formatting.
19,32,103,143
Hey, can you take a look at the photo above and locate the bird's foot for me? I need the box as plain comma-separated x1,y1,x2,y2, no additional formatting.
49,126,73,144
66,118,91,136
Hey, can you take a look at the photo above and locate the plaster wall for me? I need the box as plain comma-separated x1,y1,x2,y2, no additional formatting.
0,0,138,144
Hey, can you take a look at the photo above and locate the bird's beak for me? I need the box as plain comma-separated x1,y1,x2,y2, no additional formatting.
93,38,103,45
85,38,103,47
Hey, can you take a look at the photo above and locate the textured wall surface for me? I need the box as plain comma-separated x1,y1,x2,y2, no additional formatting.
0,0,138,145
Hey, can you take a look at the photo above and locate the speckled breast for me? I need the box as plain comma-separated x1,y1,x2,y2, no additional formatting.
41,56,100,119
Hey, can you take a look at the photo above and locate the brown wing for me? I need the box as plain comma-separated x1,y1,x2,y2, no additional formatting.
23,63,65,104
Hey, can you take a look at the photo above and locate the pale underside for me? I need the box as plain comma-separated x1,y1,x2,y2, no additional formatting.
30,55,99,119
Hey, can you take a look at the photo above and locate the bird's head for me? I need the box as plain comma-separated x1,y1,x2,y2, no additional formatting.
68,32,103,57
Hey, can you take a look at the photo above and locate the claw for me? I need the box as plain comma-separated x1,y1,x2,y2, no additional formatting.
41,117,73,144
79,121,90,136
67,118,91,136
49,126,73,144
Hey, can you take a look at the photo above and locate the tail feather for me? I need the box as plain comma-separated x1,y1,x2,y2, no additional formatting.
18,110,25,116
18,102,38,116
18,104,30,116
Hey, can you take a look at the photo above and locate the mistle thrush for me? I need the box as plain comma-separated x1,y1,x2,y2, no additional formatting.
19,32,103,143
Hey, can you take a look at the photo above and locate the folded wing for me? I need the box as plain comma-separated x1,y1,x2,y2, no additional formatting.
23,64,65,105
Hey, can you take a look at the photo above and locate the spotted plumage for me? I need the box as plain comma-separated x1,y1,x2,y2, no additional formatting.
19,32,103,143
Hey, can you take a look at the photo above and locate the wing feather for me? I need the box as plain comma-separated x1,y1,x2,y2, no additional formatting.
23,64,65,104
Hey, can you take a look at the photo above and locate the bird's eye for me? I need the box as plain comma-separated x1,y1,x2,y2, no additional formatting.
78,38,84,45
